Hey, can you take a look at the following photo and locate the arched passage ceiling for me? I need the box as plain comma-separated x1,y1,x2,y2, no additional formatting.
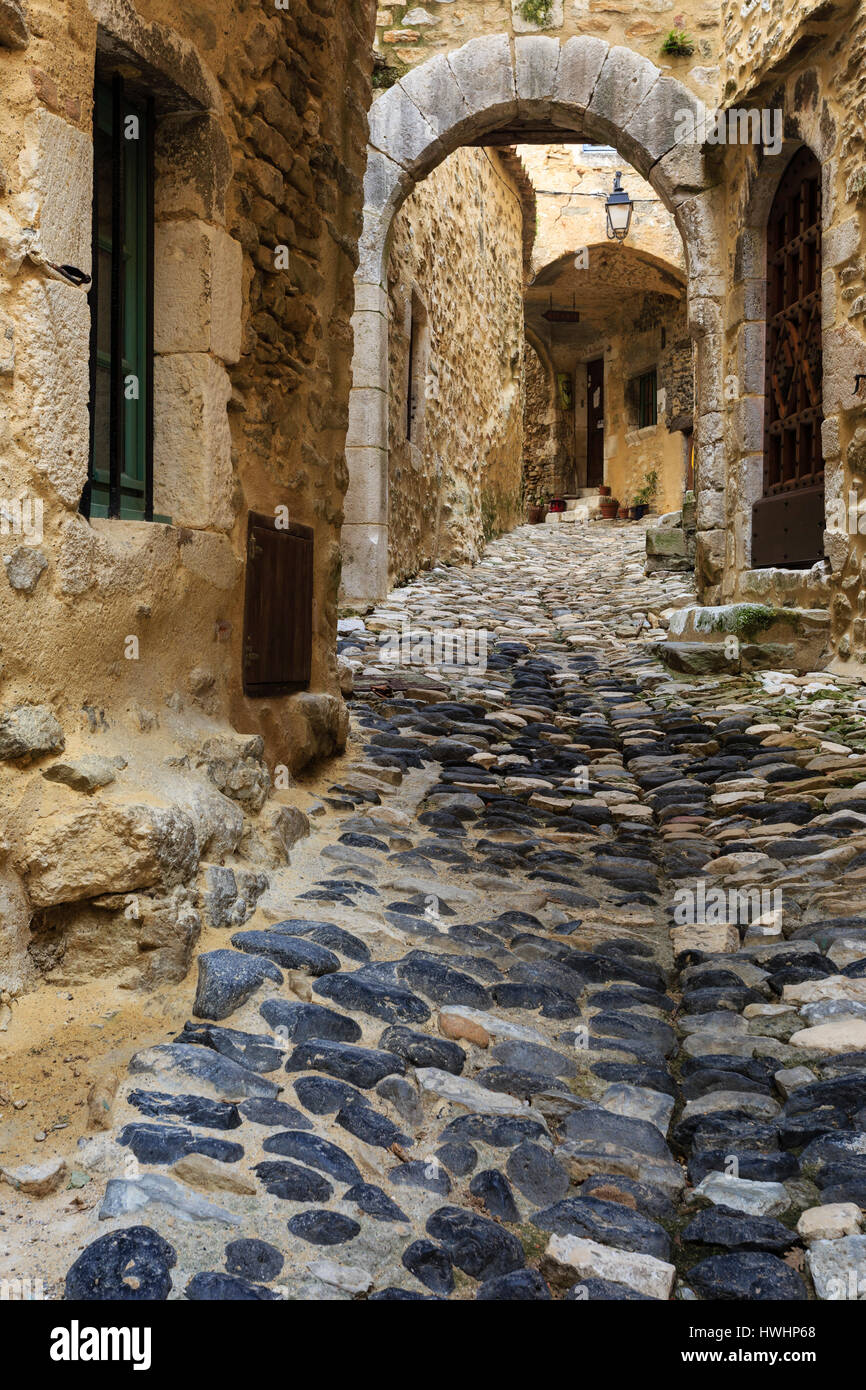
526,243,685,348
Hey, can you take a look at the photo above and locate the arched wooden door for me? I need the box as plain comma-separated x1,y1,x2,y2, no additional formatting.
751,147,824,567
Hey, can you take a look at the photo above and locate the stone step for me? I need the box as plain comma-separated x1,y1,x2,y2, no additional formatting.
660,604,831,675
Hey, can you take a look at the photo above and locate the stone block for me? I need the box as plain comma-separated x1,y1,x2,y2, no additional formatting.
399,53,471,140
671,922,740,954
154,221,242,363
21,109,92,275
368,79,441,173
16,279,89,507
542,1233,676,1300
350,306,388,392
622,77,702,176
552,35,607,112
0,0,28,47
645,526,686,557
587,45,659,140
651,137,715,209
346,385,388,451
823,216,861,269
17,802,199,907
153,354,233,530
344,446,388,525
797,1204,862,1243
824,325,866,414
446,35,517,125
340,522,389,606
363,146,414,219
515,36,561,115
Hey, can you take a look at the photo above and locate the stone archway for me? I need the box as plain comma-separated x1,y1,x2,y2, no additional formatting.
342,34,723,605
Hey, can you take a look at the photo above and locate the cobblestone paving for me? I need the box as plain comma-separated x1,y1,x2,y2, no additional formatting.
50,524,866,1298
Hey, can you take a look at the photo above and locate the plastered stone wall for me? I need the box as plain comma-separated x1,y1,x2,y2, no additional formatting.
0,0,376,989
520,142,684,276
385,146,527,584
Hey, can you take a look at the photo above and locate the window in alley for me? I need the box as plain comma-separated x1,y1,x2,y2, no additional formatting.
637,369,658,428
83,73,157,521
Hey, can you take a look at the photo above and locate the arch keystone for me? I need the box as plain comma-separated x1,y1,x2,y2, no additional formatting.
515,36,561,116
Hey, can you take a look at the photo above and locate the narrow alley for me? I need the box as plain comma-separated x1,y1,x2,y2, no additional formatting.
9,521,866,1302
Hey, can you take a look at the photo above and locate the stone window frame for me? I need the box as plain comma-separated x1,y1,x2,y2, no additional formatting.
85,0,241,539
727,136,833,581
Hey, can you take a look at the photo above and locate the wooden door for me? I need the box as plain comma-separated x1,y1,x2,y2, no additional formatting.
751,146,824,567
586,358,605,487
243,511,313,696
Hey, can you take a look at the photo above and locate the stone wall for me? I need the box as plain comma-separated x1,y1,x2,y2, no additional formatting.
0,0,376,991
385,145,529,584
373,0,723,110
706,8,866,673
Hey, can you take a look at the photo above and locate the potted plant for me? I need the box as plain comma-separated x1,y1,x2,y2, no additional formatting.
631,467,659,519
598,484,611,497
599,495,619,519
526,491,546,524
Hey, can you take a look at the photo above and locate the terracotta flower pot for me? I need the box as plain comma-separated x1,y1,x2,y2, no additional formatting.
599,499,619,519
598,485,611,497
527,505,545,524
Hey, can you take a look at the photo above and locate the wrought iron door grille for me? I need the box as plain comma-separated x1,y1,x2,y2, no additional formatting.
763,146,823,496
752,146,825,569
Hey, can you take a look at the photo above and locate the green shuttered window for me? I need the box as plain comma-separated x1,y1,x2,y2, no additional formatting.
84,75,158,521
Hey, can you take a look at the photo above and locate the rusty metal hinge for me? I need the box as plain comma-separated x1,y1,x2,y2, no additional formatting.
243,638,259,667
248,533,263,561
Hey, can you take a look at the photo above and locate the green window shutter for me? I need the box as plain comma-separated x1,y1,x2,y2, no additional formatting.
86,76,155,521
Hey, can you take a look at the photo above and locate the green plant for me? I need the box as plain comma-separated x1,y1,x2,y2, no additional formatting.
520,0,554,27
661,29,694,56
633,467,659,507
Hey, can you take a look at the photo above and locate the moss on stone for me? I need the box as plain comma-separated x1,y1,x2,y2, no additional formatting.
520,0,554,26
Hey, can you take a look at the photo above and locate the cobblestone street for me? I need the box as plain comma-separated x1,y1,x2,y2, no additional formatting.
11,522,866,1301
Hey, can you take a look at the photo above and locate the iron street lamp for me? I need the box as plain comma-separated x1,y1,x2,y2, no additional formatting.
605,170,633,242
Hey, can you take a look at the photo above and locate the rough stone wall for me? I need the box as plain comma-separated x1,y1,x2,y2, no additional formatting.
721,0,853,106
373,0,723,109
0,0,376,991
523,339,558,499
385,145,527,584
709,10,866,673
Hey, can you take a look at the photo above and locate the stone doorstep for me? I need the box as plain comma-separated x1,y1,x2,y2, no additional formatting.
660,603,832,677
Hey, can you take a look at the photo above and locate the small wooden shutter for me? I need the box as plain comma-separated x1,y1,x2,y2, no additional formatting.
751,146,824,568
243,512,313,695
